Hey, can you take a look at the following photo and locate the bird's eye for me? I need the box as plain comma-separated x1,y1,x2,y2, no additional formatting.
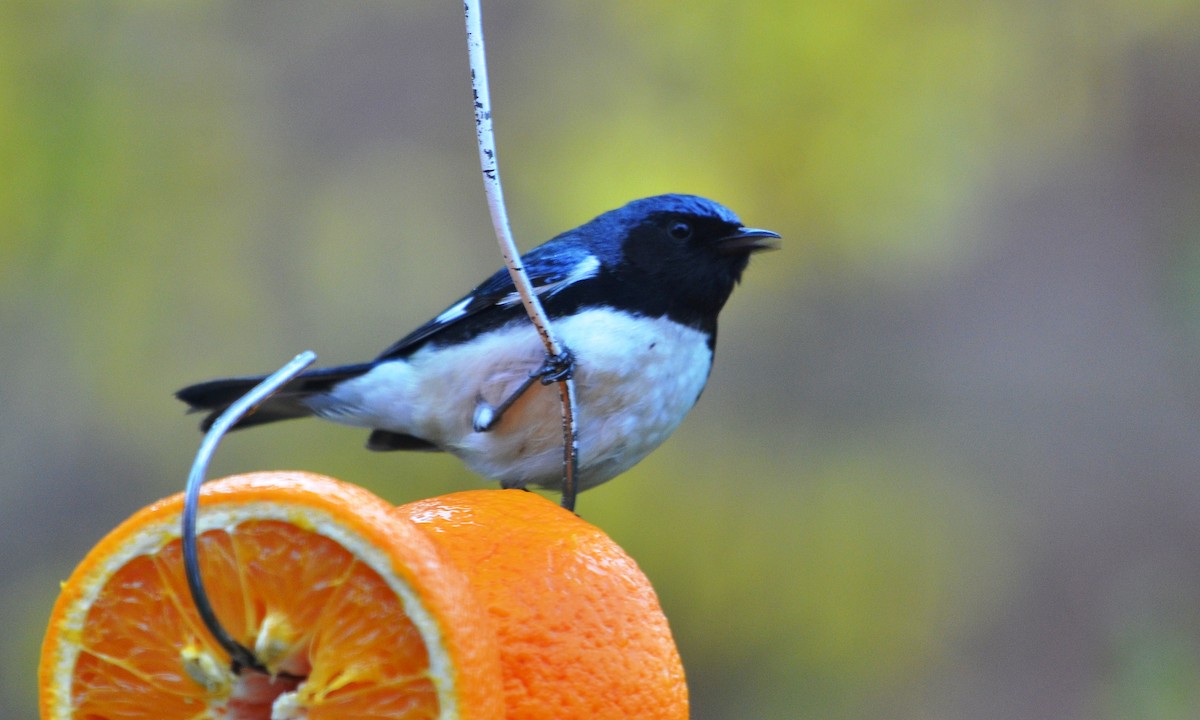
668,222,693,240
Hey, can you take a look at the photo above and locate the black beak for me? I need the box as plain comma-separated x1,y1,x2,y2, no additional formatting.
718,227,782,254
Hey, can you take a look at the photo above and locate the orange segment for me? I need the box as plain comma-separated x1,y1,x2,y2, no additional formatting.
40,472,503,720
397,489,689,720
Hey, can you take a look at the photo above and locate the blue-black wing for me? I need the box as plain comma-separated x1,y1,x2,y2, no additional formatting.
374,241,601,361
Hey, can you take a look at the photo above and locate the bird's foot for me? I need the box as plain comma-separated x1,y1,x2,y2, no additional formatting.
534,349,575,384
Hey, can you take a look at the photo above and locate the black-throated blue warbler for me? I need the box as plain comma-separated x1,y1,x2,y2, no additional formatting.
177,194,779,491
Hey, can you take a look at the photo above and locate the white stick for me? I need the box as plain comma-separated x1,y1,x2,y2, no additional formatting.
463,0,580,509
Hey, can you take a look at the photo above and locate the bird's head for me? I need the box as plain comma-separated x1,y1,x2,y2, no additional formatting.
599,194,780,326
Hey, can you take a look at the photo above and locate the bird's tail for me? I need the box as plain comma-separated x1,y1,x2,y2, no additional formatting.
176,363,374,432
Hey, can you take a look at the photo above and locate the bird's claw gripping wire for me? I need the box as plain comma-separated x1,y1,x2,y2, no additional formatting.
535,350,575,384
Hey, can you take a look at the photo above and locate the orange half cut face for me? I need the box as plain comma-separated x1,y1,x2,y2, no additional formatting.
39,472,504,720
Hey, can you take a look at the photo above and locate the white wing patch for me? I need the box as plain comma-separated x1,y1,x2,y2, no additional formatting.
434,296,473,325
498,254,601,308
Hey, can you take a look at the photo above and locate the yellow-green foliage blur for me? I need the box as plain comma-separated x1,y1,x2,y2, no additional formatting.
4,2,1199,719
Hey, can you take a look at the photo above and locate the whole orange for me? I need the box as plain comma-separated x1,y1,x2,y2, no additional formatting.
398,489,688,720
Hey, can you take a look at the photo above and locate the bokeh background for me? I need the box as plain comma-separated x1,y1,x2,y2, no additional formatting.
4,1,1200,718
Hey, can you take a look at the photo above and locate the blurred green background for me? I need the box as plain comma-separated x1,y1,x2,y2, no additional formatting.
4,1,1200,718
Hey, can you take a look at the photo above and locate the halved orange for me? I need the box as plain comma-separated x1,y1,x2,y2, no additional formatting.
398,490,689,720
39,472,504,720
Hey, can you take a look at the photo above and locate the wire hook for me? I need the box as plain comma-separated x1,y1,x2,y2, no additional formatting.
181,350,318,676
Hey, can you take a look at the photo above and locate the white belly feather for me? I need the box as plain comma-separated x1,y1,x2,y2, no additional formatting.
314,309,713,489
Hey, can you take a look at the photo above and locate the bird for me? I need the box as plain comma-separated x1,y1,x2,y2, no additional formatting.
177,194,779,492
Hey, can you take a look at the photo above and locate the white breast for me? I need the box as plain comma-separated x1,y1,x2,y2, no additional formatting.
317,309,714,489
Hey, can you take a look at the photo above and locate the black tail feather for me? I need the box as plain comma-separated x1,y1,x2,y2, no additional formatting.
176,363,375,432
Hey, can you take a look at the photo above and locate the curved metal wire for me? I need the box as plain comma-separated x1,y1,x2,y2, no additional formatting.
181,350,317,675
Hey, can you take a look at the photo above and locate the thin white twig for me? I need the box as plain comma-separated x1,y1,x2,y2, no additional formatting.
464,0,580,510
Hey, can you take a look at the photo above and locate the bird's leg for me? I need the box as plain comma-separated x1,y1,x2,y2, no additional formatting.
472,374,538,432
473,349,575,432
